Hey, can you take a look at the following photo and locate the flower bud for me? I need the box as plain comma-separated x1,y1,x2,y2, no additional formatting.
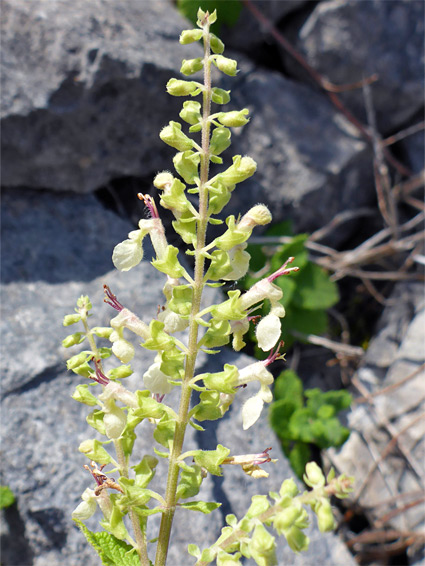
72,384,98,406
173,151,200,184
316,500,335,532
160,121,193,152
210,126,231,156
197,7,217,26
218,109,250,127
166,78,199,96
179,29,203,44
62,332,84,348
211,87,230,105
285,526,309,553
210,33,225,54
63,313,81,326
180,58,203,76
79,439,112,465
219,155,257,186
239,204,272,230
179,100,202,125
303,462,325,488
249,523,277,566
213,55,238,76
153,171,174,190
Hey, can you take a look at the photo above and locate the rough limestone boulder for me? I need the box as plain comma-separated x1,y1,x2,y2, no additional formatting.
1,0,375,241
283,0,425,134
327,281,425,560
1,0,198,192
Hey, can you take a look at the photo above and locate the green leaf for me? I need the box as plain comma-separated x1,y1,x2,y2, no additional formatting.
305,389,352,415
288,442,312,481
268,399,297,440
180,500,221,514
291,263,339,310
153,415,176,449
73,519,141,566
192,390,223,421
177,464,203,500
0,486,15,509
283,306,329,347
133,455,158,488
193,444,230,476
273,370,304,404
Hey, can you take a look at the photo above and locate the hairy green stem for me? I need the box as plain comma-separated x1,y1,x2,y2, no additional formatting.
154,21,212,566
115,440,150,566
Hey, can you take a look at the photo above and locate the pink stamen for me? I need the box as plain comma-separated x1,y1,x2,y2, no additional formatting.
267,257,299,283
91,358,110,386
252,447,272,466
103,285,123,312
153,393,165,403
138,193,159,219
264,341,285,366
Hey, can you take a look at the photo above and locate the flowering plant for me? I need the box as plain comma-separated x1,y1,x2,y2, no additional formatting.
63,9,353,566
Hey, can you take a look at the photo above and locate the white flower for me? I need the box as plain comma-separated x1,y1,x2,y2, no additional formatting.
110,329,135,363
158,308,189,334
112,237,143,271
239,279,283,310
110,308,150,339
236,361,274,430
242,383,273,430
72,488,97,521
143,359,174,395
98,381,138,409
256,313,281,352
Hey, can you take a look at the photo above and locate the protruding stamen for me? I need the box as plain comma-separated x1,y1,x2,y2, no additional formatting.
264,341,285,366
91,358,110,386
138,193,159,219
267,257,299,282
103,285,123,312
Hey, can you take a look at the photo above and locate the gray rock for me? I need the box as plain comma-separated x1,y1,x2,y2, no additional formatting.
327,281,425,544
223,61,374,236
1,188,355,565
284,0,425,134
1,0,200,192
1,0,378,243
220,0,309,56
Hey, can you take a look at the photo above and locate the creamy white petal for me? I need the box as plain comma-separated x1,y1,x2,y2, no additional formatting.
256,313,281,351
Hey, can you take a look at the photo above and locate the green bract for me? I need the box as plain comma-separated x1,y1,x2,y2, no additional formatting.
65,9,353,566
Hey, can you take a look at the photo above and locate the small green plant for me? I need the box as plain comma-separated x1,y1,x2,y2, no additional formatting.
269,370,351,479
63,10,353,566
0,485,15,509
244,221,339,350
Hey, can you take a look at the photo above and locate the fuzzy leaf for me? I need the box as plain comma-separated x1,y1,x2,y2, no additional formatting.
73,519,141,566
192,444,230,476
180,500,221,514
